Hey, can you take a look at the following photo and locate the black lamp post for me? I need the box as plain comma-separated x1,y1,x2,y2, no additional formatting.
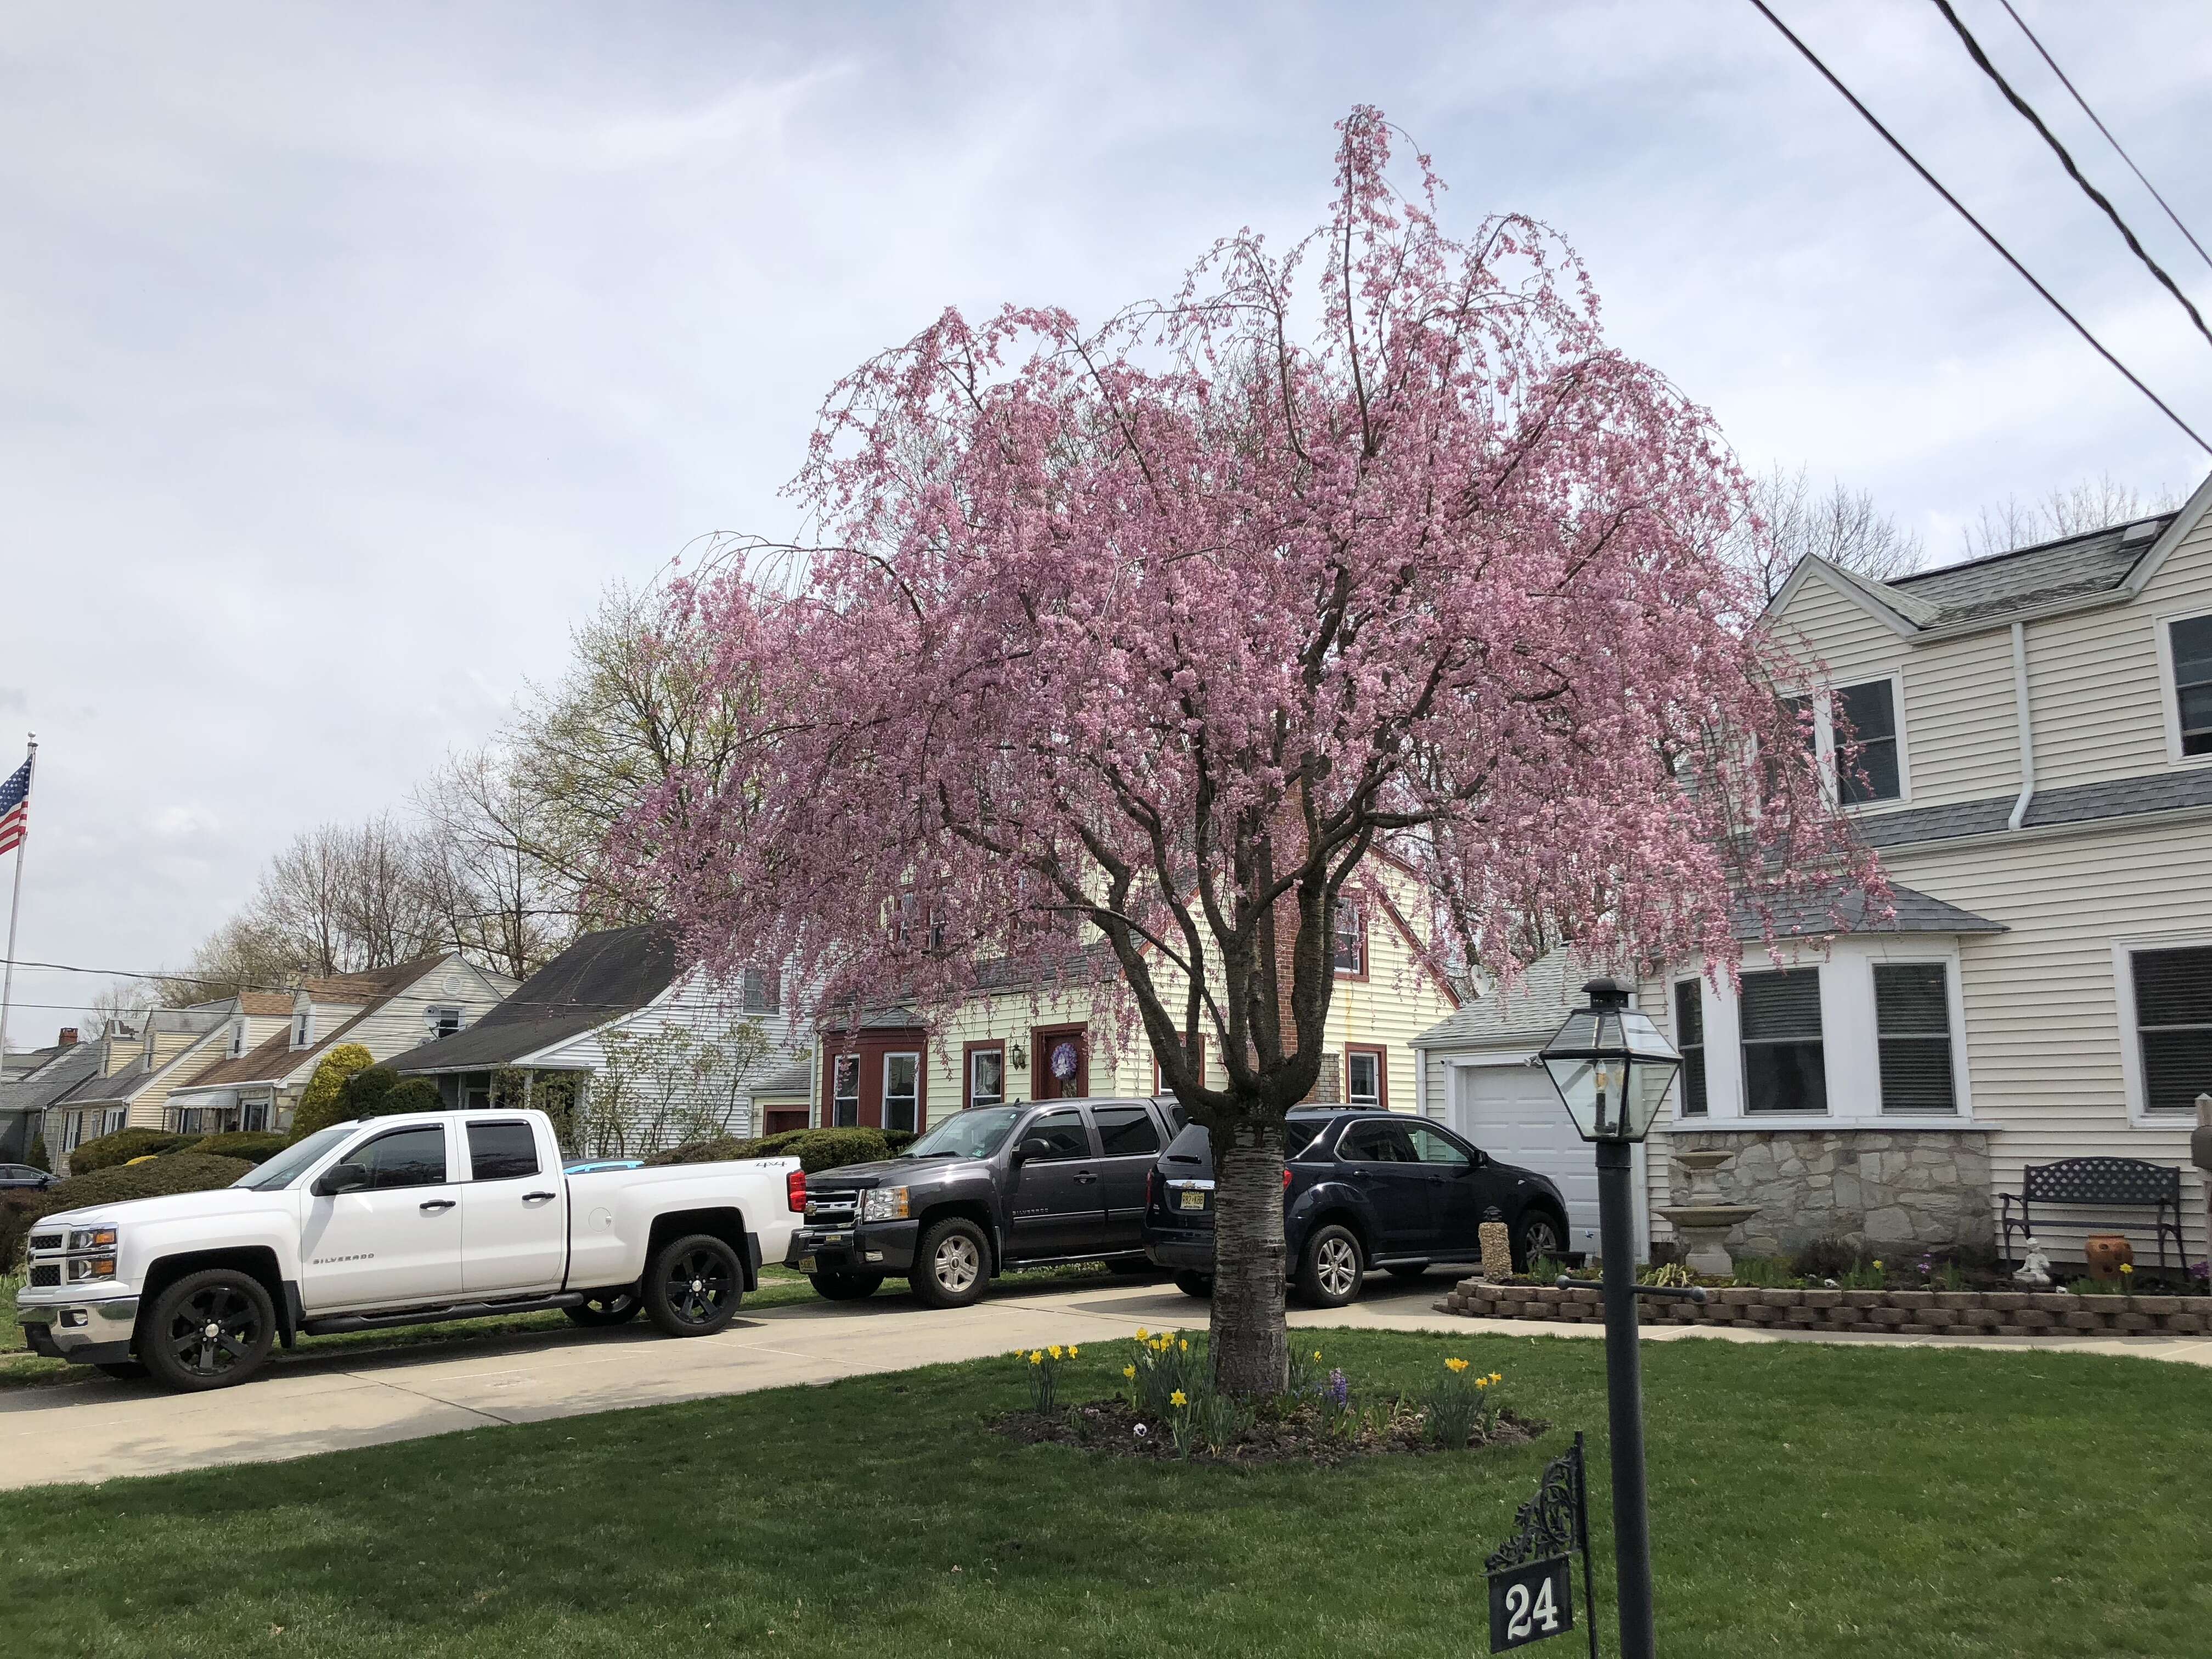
1537,976,1682,1659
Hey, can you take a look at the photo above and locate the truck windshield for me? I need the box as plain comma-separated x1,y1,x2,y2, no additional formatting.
233,1125,354,1190
901,1106,1024,1161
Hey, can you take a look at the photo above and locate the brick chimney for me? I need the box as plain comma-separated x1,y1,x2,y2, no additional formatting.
57,1026,79,1047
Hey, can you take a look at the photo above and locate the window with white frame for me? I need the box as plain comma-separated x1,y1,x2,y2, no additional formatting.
1831,679,1902,804
738,968,780,1014
831,1054,860,1127
2129,944,2212,1115
292,1009,312,1048
968,1046,1004,1108
1674,980,1707,1116
1739,968,1826,1114
1345,1047,1385,1109
425,1005,462,1039
1874,963,1956,1114
241,1099,271,1133
103,1108,127,1137
228,1020,246,1058
2169,614,2212,758
1332,902,1366,977
883,1052,920,1133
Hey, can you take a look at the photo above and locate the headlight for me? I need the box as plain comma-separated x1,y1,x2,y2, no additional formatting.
861,1186,910,1222
65,1256,118,1284
67,1227,117,1253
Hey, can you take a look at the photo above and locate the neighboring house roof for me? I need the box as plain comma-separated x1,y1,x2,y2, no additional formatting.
1858,767,2212,852
178,1028,307,1092
171,953,482,1096
1413,951,1583,1051
300,958,448,1003
751,1057,814,1098
1743,881,2006,940
1771,499,2203,639
237,992,297,1017
0,1042,104,1116
387,926,680,1075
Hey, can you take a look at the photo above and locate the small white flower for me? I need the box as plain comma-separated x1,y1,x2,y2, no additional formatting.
1133,1423,1149,1438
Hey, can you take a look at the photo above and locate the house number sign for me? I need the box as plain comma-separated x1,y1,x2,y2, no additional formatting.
1483,1434,1598,1656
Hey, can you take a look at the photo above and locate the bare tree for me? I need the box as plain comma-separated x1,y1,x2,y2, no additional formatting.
1962,473,2181,560
84,981,157,1035
1733,465,1925,603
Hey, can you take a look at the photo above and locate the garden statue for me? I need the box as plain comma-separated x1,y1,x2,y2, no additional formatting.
2013,1238,2052,1288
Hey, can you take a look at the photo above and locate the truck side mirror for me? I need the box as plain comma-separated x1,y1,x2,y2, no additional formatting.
1012,1137,1052,1165
313,1162,369,1198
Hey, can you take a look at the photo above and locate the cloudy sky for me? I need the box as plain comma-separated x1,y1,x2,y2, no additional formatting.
3,1,2209,1041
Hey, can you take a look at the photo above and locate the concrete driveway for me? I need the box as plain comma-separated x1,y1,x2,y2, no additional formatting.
8,1272,2207,1491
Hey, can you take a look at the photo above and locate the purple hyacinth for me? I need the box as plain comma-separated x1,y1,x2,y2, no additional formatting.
1328,1368,1350,1407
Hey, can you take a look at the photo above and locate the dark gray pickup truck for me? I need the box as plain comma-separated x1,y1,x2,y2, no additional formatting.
786,1097,1184,1306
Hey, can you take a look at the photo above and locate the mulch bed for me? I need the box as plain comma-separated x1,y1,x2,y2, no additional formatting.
993,1396,1548,1466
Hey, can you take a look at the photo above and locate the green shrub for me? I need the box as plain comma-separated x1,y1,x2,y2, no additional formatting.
642,1136,754,1168
24,1131,49,1174
40,1152,255,1214
374,1077,444,1118
288,1043,375,1142
1,1190,45,1274
189,1132,290,1166
641,1127,895,1172
883,1130,918,1154
67,1128,204,1174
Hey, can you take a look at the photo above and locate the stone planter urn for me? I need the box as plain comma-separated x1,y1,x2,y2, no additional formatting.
1657,1149,1761,1277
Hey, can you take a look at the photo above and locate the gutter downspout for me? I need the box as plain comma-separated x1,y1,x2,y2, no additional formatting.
2008,620,2036,832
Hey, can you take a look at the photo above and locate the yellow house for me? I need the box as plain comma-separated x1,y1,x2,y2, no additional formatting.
804,854,1464,1132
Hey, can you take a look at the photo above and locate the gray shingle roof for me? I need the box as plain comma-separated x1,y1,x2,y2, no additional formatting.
1855,766,2212,851
1742,881,2005,939
1413,950,1585,1051
387,925,679,1074
0,1042,103,1118
750,1057,814,1098
1862,514,2172,630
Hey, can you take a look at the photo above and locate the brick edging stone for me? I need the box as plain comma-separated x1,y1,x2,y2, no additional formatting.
1437,1280,2211,1339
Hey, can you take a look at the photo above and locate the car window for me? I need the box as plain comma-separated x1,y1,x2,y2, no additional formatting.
356,1126,449,1191
468,1120,539,1182
1022,1108,1091,1161
1284,1119,1325,1158
1093,1105,1163,1158
1405,1126,1471,1169
1339,1120,1415,1163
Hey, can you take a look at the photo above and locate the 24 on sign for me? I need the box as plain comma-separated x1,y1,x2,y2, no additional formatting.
1488,1556,1573,1652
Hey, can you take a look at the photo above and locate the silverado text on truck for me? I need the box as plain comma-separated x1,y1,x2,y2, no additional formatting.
16,1108,804,1391
787,1097,1184,1306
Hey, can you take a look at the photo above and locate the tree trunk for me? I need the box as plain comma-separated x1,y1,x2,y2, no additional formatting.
1209,1112,1288,1396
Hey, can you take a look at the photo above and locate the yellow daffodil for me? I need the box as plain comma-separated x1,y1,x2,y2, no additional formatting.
1489,1372,1502,1384
1048,1345,1062,1360
1136,1328,1149,1341
1445,1357,1470,1373
1312,1350,1322,1361
1029,1351,1042,1365
1178,1339,1189,1352
1123,1365,1136,1379
1068,1345,1079,1356
1170,1389,1188,1408
1475,1377,1489,1389
1872,1260,1883,1271
2121,1264,2135,1276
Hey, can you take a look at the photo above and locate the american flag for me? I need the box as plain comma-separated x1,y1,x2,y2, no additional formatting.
0,755,29,857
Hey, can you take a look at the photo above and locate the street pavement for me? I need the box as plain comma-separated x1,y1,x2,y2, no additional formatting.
7,1271,2209,1491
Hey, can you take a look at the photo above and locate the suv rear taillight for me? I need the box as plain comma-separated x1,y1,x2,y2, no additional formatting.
787,1167,806,1212
1283,1166,1294,1190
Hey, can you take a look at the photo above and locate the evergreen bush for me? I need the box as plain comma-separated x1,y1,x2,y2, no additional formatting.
190,1131,290,1166
287,1043,375,1142
67,1128,204,1174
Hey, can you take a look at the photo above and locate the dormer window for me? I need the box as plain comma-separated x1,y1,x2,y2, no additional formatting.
425,1005,463,1039
229,1020,246,1058
291,1010,312,1049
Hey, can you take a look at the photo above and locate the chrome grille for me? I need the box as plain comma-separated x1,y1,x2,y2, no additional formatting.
804,1190,861,1227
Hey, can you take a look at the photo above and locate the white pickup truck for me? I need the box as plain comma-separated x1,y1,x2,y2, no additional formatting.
15,1108,804,1392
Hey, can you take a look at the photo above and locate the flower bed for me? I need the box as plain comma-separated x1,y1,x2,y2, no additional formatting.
1441,1279,2212,1339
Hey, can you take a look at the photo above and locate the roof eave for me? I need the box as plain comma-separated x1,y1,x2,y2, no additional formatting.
2119,469,2212,599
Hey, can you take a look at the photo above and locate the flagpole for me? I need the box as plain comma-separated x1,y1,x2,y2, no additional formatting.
0,733,35,1056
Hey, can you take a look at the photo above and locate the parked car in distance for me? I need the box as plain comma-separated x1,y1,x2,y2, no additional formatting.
787,1096,1187,1307
16,1108,805,1391
1142,1108,1570,1306
0,1163,57,1192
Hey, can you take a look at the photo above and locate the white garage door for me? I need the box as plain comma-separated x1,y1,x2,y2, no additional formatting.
1450,1060,1607,1257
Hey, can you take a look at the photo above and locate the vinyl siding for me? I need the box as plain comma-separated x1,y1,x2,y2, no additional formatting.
2027,512,2212,790
122,1025,236,1130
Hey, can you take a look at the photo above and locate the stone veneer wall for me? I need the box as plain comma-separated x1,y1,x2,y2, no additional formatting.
1665,1130,1992,1257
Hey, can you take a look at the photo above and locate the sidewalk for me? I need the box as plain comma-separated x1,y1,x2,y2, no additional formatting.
6,1274,2207,1491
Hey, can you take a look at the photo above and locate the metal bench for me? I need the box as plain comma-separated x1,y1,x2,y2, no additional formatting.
2000,1157,2186,1273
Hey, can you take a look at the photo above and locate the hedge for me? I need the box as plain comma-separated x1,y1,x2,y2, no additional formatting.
287,1043,375,1143
642,1127,896,1173
24,1131,49,1174
1,1190,43,1274
189,1132,290,1166
38,1152,255,1212
66,1128,205,1174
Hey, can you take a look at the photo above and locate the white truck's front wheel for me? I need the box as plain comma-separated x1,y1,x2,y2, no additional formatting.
142,1268,277,1391
643,1234,745,1337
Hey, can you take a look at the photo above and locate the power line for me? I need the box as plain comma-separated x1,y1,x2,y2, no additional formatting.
1745,0,2212,455
1997,0,2212,276
1932,0,2212,354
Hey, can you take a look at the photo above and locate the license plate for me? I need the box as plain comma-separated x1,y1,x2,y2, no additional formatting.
797,1255,817,1274
1178,1189,1209,1212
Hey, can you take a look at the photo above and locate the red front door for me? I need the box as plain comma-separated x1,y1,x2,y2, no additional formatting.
1031,1024,1088,1100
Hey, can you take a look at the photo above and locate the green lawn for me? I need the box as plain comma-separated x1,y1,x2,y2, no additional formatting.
3,1328,2206,1657
1,1262,1130,1389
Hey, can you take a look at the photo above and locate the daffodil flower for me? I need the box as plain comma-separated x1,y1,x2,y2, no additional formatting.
1048,1345,1062,1360
1068,1345,1079,1356
1123,1365,1136,1379
1136,1328,1150,1341
1446,1357,1470,1373
1170,1389,1188,1408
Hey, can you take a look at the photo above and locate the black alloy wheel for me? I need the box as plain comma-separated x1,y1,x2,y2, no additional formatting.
644,1234,746,1337
142,1268,277,1391
564,1287,644,1327
1513,1210,1566,1271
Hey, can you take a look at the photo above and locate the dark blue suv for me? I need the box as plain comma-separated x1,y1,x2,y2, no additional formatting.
1142,1108,1570,1306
